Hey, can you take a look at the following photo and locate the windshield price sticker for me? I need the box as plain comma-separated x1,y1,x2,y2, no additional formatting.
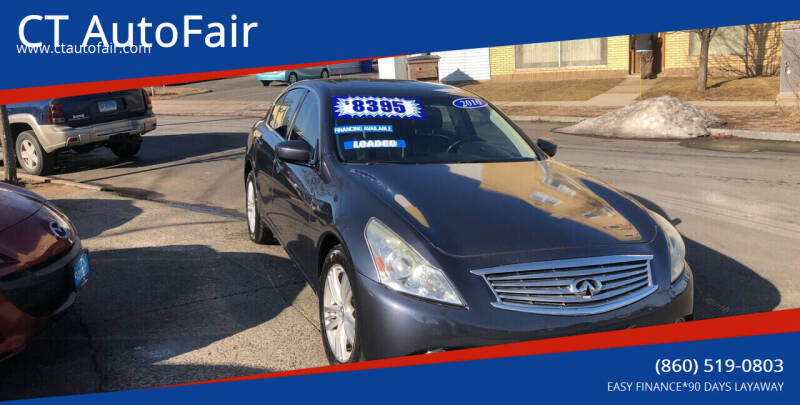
334,124,394,135
334,96,425,120
452,97,489,109
343,139,406,150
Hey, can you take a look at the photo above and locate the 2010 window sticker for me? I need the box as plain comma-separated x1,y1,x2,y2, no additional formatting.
452,97,489,109
334,124,394,135
343,139,407,150
334,96,425,120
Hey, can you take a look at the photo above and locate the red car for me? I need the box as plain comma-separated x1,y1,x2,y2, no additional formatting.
0,182,89,360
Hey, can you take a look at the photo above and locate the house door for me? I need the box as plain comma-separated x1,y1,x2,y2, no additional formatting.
629,34,664,75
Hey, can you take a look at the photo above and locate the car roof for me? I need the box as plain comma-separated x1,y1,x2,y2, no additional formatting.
297,79,476,101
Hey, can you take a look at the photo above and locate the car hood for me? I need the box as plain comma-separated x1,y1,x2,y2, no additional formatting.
0,184,74,276
0,182,44,233
348,160,656,257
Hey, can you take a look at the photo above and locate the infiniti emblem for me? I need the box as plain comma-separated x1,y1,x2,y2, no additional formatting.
569,278,603,298
49,221,68,239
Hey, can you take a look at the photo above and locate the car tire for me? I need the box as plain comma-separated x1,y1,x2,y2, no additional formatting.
260,80,272,87
246,171,275,244
287,72,298,85
109,134,141,159
15,131,55,175
319,245,363,364
320,69,329,79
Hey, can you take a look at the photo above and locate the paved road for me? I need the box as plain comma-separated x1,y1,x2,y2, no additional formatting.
174,72,377,102
47,116,800,316
176,75,286,102
2,115,799,399
49,116,800,317
0,182,326,399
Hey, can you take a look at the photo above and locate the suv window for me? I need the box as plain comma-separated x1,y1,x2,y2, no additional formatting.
290,93,320,151
268,89,306,137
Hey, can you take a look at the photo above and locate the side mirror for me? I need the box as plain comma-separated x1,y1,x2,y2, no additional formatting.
537,138,557,157
276,140,312,164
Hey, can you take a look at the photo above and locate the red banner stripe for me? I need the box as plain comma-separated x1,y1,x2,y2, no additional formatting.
0,56,384,104
161,307,800,389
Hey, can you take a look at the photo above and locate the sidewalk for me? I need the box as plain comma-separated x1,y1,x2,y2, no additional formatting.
493,100,785,108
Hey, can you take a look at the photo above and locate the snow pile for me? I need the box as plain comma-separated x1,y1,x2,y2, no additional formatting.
557,96,725,139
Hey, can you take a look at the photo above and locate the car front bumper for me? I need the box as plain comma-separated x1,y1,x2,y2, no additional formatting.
0,241,87,361
38,114,157,153
354,263,693,360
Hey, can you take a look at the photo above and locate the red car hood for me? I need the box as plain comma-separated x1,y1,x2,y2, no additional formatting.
0,183,44,233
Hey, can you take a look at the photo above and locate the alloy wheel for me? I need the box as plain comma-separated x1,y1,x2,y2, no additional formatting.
246,180,257,234
323,264,356,362
19,139,39,170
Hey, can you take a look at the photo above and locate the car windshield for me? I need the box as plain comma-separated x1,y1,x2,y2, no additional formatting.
332,94,539,164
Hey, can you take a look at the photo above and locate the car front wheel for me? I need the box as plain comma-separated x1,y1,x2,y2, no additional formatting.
246,171,275,244
320,246,362,364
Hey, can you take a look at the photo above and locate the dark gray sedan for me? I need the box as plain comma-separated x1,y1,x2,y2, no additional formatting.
243,79,693,364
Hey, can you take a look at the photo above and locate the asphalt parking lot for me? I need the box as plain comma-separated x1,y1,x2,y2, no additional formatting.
1,109,799,399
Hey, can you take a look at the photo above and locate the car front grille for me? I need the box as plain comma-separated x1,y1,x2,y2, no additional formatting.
472,255,656,315
0,253,74,318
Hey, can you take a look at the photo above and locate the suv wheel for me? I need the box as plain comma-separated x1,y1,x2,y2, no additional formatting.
109,134,141,159
16,131,55,175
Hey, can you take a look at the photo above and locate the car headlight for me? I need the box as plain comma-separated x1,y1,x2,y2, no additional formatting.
648,210,686,283
365,218,464,306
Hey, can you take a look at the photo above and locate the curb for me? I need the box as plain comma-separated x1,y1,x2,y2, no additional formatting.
18,173,106,191
708,128,800,142
508,115,585,124
508,115,800,142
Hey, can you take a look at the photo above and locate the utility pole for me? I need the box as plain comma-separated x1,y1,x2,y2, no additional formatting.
1,105,17,184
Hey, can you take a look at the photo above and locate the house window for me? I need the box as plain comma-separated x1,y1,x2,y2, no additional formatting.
689,25,746,56
515,38,607,68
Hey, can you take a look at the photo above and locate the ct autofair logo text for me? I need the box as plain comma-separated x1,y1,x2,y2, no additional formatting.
18,15,259,49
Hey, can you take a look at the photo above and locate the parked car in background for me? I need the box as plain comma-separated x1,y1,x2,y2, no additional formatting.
0,182,89,360
256,66,329,86
243,79,693,364
1,89,157,175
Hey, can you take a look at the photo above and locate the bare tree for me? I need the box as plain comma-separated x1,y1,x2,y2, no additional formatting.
1,105,17,184
690,27,719,91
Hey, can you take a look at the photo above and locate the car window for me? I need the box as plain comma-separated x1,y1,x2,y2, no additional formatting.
266,93,285,125
332,95,538,164
290,93,320,151
268,89,306,138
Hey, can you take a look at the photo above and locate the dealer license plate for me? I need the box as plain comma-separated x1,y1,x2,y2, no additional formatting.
73,251,90,289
